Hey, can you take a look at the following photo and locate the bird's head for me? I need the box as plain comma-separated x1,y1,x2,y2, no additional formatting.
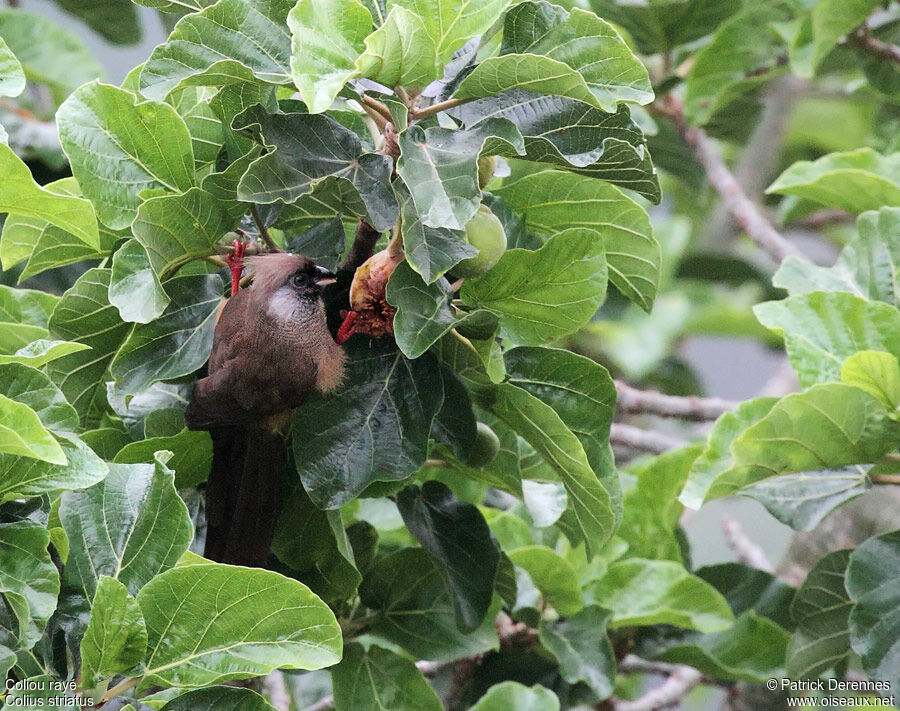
247,253,337,321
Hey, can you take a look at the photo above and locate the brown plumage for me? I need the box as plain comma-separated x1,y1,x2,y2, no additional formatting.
185,253,345,566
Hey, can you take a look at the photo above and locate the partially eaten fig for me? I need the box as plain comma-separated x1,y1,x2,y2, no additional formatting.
337,248,403,342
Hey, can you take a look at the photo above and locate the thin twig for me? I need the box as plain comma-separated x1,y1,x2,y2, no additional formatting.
611,665,704,711
264,670,290,711
846,26,900,65
656,96,802,264
722,516,774,572
362,94,393,123
250,205,281,252
206,255,229,269
360,100,388,131
609,423,685,455
411,96,474,120
339,221,382,271
788,208,853,230
872,474,900,486
619,655,691,677
615,382,736,421
101,676,140,702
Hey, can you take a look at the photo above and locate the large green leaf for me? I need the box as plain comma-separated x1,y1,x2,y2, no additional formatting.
332,642,442,711
0,521,59,650
471,682,559,711
292,339,443,508
0,393,65,464
774,207,900,307
396,119,524,231
654,611,790,683
0,9,103,102
138,561,342,687
786,550,852,678
0,178,119,281
454,2,652,113
132,189,236,279
110,240,171,324
359,547,500,662
235,104,398,231
452,94,660,203
754,292,900,388
397,481,500,633
494,169,659,311
0,340,90,369
47,269,131,423
589,0,742,54
507,547,581,618
80,576,148,688
392,0,508,64
0,435,107,504
139,0,294,100
591,559,734,632
0,144,100,249
841,350,900,411
114,427,213,489
57,82,195,230
684,1,794,125
160,687,276,711
460,228,608,346
793,0,882,78
0,36,24,98
60,455,192,599
539,605,614,699
288,0,371,114
109,274,223,395
696,563,795,630
767,149,900,214
846,530,900,690
356,6,438,90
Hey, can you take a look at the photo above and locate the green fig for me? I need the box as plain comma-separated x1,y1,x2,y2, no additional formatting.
466,422,501,468
454,205,506,278
477,155,497,188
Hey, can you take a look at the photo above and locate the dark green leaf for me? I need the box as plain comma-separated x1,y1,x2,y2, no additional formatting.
161,687,276,711
539,605,615,699
697,563,796,630
397,481,499,633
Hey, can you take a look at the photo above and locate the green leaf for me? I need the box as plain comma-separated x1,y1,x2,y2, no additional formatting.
846,530,900,690
795,0,882,77
132,189,236,279
592,559,734,632
139,0,294,101
0,36,24,98
681,397,778,509
160,687,276,711
394,180,477,284
508,545,582,616
59,455,192,599
110,240,171,324
0,340,90,368
455,2,652,113
0,362,78,436
786,549,852,678
293,339,443,508
767,149,900,214
288,0,371,114
452,94,660,203
0,393,66,464
115,428,213,489
589,0,742,54
396,120,524,231
47,269,131,423
619,446,702,562
80,576,148,688
724,385,900,498
773,207,900,307
271,484,361,602
359,547,500,662
539,605,615,698
332,642,442,711
471,682,559,711
356,6,438,89
684,1,793,125
742,466,872,532
397,481,500,633
169,87,224,169
0,144,100,249
0,9,103,102
754,292,900,388
461,228,608,346
235,104,398,232
57,82,195,230
655,611,790,683
138,561,342,688
110,274,224,395
0,178,119,281
0,521,58,650
392,0,508,65
0,285,57,328
840,350,900,410
493,169,659,311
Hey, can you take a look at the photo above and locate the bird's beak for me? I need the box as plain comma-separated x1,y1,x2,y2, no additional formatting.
314,265,337,287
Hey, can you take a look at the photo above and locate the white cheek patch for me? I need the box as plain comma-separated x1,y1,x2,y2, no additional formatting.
267,288,299,321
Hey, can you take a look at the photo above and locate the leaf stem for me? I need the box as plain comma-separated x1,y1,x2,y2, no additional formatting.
411,96,474,120
872,474,900,486
362,94,393,123
360,101,388,131
250,205,281,252
102,676,141,702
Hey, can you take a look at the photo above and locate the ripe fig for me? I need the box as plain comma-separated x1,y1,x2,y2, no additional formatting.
453,205,507,279
337,248,403,342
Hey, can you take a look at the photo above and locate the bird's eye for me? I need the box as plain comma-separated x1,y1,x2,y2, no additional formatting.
290,272,308,288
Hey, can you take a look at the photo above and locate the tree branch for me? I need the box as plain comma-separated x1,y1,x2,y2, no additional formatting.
339,220,382,271
656,96,802,264
250,205,281,252
846,26,900,65
609,423,685,455
611,665,703,711
615,381,736,421
722,516,774,572
411,96,474,120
